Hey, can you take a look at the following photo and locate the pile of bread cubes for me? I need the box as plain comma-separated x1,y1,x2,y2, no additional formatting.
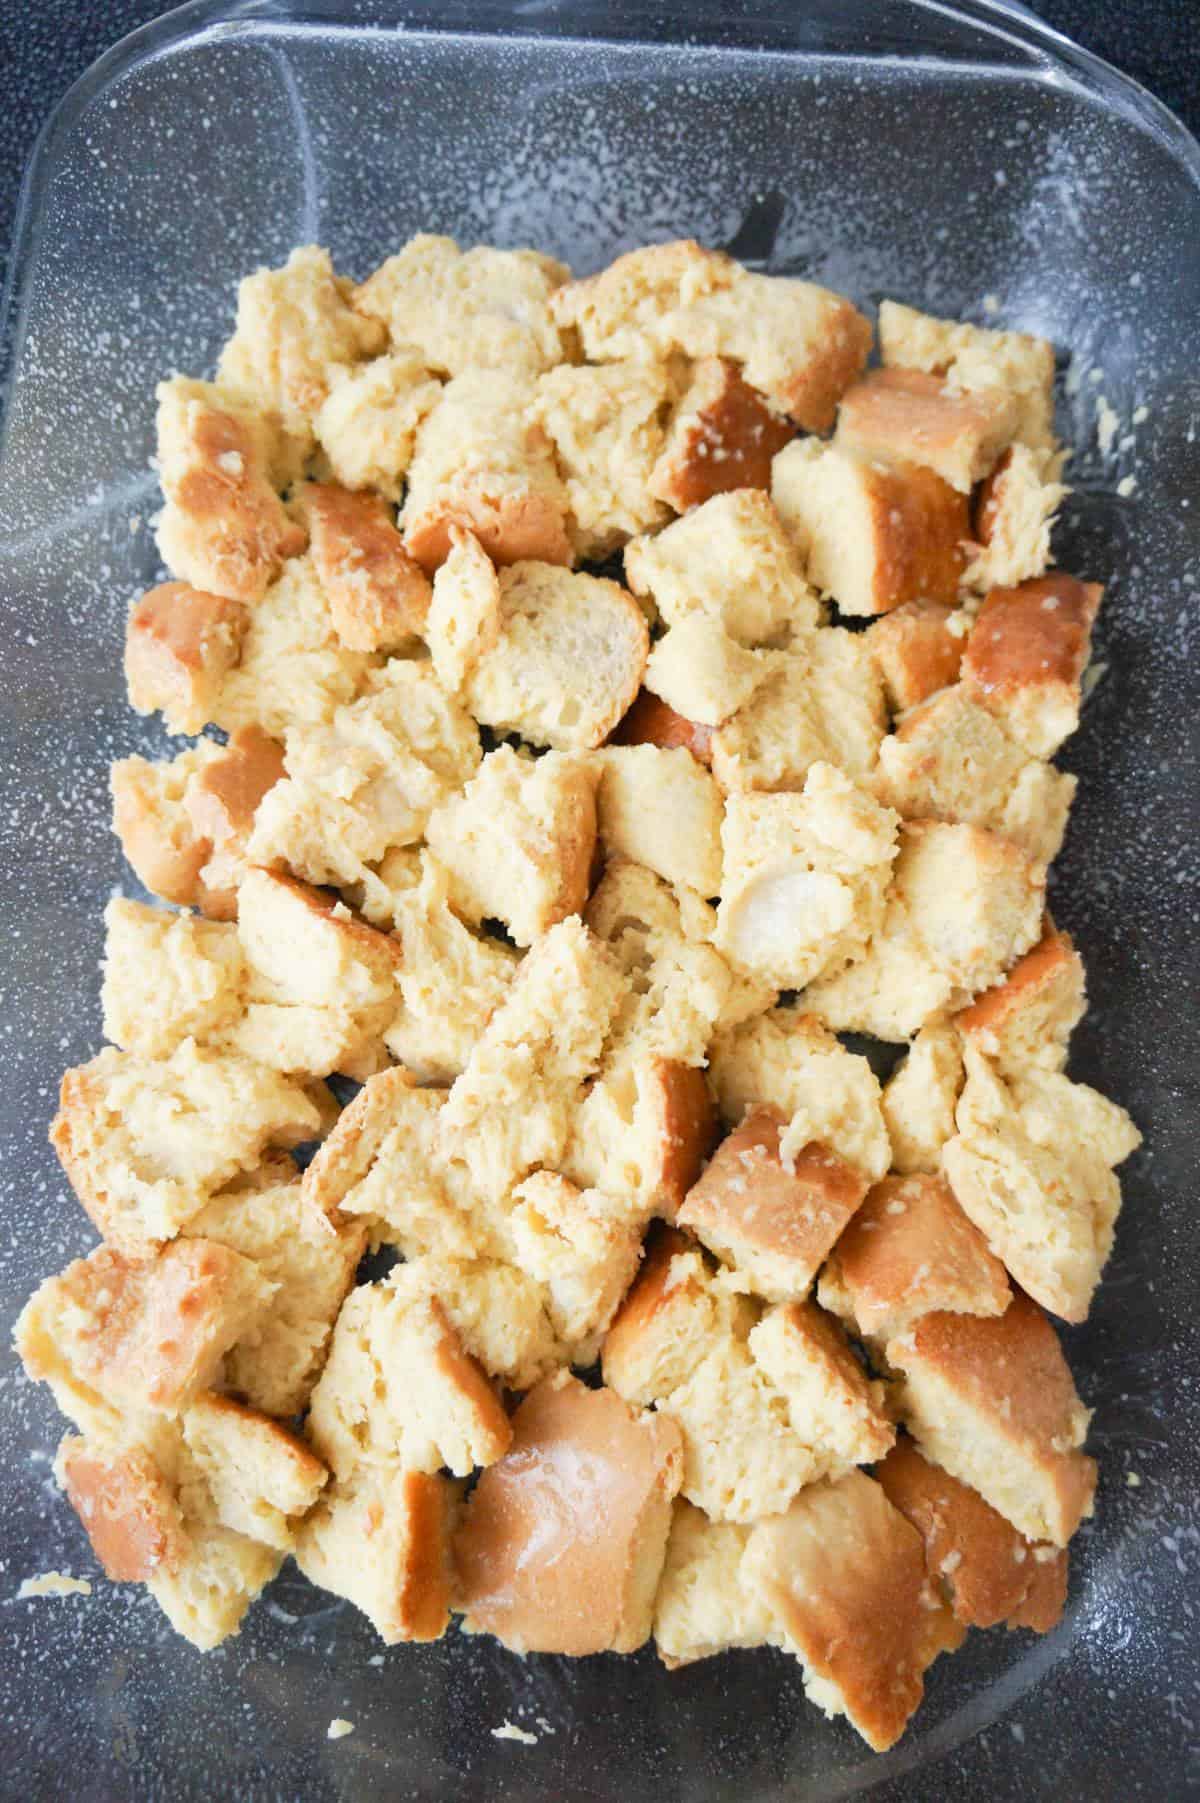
16,235,1142,1753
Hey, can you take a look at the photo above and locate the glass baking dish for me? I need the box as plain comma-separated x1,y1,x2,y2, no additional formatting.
2,1,1198,1796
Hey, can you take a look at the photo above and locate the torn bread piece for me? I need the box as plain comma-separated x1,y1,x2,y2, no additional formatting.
455,1371,683,1657
743,1471,964,1752
836,366,1018,493
965,444,1067,592
961,574,1102,757
49,1041,322,1255
183,726,289,913
865,601,965,716
624,488,823,644
425,745,596,948
643,617,776,729
298,482,432,652
817,1173,1010,1344
881,1024,965,1174
563,1052,716,1222
748,1302,893,1466
879,300,1057,453
124,583,248,736
942,1047,1140,1323
710,629,887,794
610,689,714,765
313,351,442,501
294,1464,455,1644
956,919,1085,1077
424,527,501,693
508,1173,645,1358
400,368,572,572
532,360,673,558
181,1392,328,1551
715,763,900,989
875,1437,1067,1633
354,234,569,377
771,438,969,617
462,561,648,750
386,1256,561,1392
55,1433,188,1584
653,1503,769,1667
594,744,724,896
101,899,246,1060
649,357,795,512
885,1289,1097,1546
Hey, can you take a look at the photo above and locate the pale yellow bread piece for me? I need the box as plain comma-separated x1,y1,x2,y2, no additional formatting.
181,1392,327,1551
747,1301,894,1467
294,1464,455,1643
648,357,794,512
652,1503,770,1667
125,582,248,737
454,1370,684,1656
742,1471,965,1751
955,920,1085,1077
865,601,965,716
424,527,502,693
462,560,649,751
507,1172,645,1356
965,444,1067,591
710,631,887,794
385,1256,561,1392
884,1289,1096,1546
563,1052,717,1222
836,366,1018,492
960,574,1102,757
881,1023,965,1174
532,360,673,558
817,1173,1010,1344
878,300,1057,452
314,351,442,500
298,482,432,652
354,234,569,376
594,744,724,896
642,617,776,729
425,745,596,948
101,899,246,1060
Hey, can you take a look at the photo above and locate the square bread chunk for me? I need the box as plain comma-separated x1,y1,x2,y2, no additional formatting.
772,438,968,617
942,1047,1140,1323
710,630,887,793
865,601,965,715
353,234,569,377
884,1290,1097,1546
294,1464,455,1644
873,683,1077,866
299,482,432,652
50,1042,322,1255
594,744,725,896
155,377,306,604
653,1502,770,1667
532,360,673,558
649,357,795,512
386,1256,561,1392
56,1433,189,1584
181,1392,328,1551
507,1172,645,1356
399,368,572,572
746,1301,894,1466
961,574,1102,756
461,561,648,750
624,489,823,645
965,445,1067,592
742,1471,964,1751
101,899,246,1061
836,366,1018,493
956,920,1085,1077
678,1108,870,1302
878,301,1057,452
423,527,502,694
313,351,442,500
881,1024,965,1174
715,763,899,988
125,582,248,737
610,688,715,766
425,746,596,947
564,1051,716,1222
817,1173,1010,1343
875,1437,1066,1632
643,618,776,729
454,1372,684,1658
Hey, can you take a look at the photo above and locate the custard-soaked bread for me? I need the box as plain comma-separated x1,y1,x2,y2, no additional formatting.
652,1503,770,1667
563,1051,717,1221
298,482,432,652
550,240,870,430
101,899,246,1060
454,1370,684,1656
425,746,596,948
956,920,1085,1077
881,1023,965,1174
885,1290,1096,1547
643,617,776,730
181,1392,327,1551
386,1256,562,1392
878,301,1057,453
423,527,502,693
507,1172,645,1356
56,1432,188,1583
294,1464,455,1644
594,744,725,897
835,366,1018,493
649,357,795,512
710,630,887,793
771,438,969,617
865,601,965,716
532,360,673,558
461,561,648,751
961,574,1102,757
124,582,248,736
314,351,442,500
817,1173,1010,1344
942,1047,1140,1323
965,445,1067,591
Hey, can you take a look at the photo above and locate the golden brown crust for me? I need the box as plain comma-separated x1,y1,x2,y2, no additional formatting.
301,482,432,651
962,575,1101,700
778,301,873,433
403,488,572,575
426,1296,514,1468
58,1435,188,1583
972,445,1013,546
124,583,248,731
837,367,1016,492
609,688,714,765
396,1469,457,1642
866,601,964,714
649,358,794,511
184,726,287,856
601,1226,695,1377
956,919,1082,1044
1007,1546,1068,1633
651,1058,719,1217
866,460,969,613
111,759,213,912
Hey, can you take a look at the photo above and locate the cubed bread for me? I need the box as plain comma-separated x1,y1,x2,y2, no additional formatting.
294,1464,455,1643
603,1230,745,1409
386,1256,561,1392
532,360,673,558
652,1503,770,1667
942,1047,1140,1323
956,919,1085,1077
217,244,384,443
594,744,724,896
112,745,227,915
643,618,776,729
423,527,502,693
610,688,715,765
715,764,899,988
400,368,572,572
454,1370,684,1656
101,898,246,1060
710,630,887,793
649,357,795,512
188,1160,366,1416
461,561,649,750
507,1173,645,1355
354,234,569,376
708,1007,891,1183
146,1503,283,1652
678,1108,869,1301
314,351,442,500
881,1024,965,1174
817,1174,1010,1344
56,1433,188,1583
746,1301,894,1465
181,1392,327,1550
742,1471,964,1751
563,1052,716,1221
965,445,1067,591
875,1437,1066,1632
865,601,965,715
878,300,1057,452
873,683,1077,866
155,377,306,603
425,746,596,947
771,438,969,617
182,726,288,914
550,241,870,430
624,489,822,644
1007,1544,1070,1634
299,482,432,652
960,574,1102,756
884,1290,1096,1546
306,1280,512,1481
836,366,1018,492
125,582,248,736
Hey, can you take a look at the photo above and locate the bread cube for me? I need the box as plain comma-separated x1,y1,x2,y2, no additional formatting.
423,527,502,693
181,1392,327,1551
314,351,442,500
961,574,1102,756
563,1052,716,1221
532,360,672,558
643,617,776,728
710,630,887,793
455,1372,684,1658
508,1172,645,1357
101,899,246,1060
603,1230,744,1402
387,1256,561,1392
836,366,1018,492
124,582,248,736
594,744,724,896
462,561,648,750
652,1503,770,1667
56,1434,188,1583
649,357,795,512
747,1301,894,1465
879,300,1057,452
885,1290,1096,1546
865,600,965,715
956,920,1085,1077
771,438,968,617
299,482,431,652
182,726,288,914
425,746,596,947
881,1024,965,1174
609,689,714,764
965,444,1067,591
294,1464,455,1643
112,745,225,915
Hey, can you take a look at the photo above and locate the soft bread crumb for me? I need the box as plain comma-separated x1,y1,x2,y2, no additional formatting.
17,1572,93,1599
327,1720,355,1741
